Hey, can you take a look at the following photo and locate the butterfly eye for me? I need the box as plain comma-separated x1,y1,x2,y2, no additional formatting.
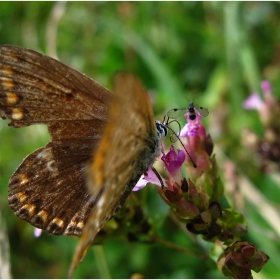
155,121,167,139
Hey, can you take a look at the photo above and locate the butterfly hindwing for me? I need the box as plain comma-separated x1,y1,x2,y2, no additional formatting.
8,143,96,236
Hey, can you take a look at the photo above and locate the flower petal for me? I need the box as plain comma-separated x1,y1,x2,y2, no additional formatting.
133,167,165,191
243,93,264,110
34,228,42,238
261,80,271,96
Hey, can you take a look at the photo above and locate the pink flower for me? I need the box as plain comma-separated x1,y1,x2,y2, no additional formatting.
34,228,42,238
242,92,265,111
243,80,279,125
161,145,185,179
133,144,185,192
180,122,207,138
261,80,271,95
243,81,276,111
133,167,165,191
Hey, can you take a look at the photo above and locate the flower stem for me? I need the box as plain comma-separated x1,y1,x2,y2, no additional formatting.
93,245,111,279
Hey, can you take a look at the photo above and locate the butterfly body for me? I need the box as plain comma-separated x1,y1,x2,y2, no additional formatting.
0,45,165,274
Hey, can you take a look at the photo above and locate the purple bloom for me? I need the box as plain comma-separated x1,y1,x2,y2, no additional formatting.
180,123,197,137
261,80,277,106
34,228,42,238
180,122,207,138
243,80,279,125
133,167,165,191
242,93,264,110
243,80,277,111
161,145,185,182
261,80,271,96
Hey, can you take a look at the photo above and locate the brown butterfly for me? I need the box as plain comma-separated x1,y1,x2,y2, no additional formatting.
0,45,167,275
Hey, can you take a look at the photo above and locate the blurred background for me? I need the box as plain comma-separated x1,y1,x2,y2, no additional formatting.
0,2,280,278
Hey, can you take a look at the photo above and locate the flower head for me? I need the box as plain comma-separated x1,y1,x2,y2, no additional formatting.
242,92,265,111
132,98,269,279
217,241,269,279
243,80,280,171
161,145,185,182
243,80,279,126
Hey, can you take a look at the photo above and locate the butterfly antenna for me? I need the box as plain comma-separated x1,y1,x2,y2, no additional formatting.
167,119,181,143
163,116,197,168
151,167,165,190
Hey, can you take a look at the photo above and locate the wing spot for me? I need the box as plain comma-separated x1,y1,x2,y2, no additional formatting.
16,192,28,203
77,221,84,229
20,203,36,216
1,77,15,89
47,160,57,172
37,210,48,223
65,220,84,235
2,65,14,75
6,92,19,105
36,148,53,159
11,108,24,121
51,217,64,228
65,220,76,233
68,220,76,227
19,173,29,186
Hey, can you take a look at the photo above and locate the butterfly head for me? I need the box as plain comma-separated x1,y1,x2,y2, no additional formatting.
155,121,167,140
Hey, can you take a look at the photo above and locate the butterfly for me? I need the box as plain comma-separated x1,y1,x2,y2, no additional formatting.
167,101,209,121
0,45,167,275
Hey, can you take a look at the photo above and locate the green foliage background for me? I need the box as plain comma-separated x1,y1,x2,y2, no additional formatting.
0,2,280,278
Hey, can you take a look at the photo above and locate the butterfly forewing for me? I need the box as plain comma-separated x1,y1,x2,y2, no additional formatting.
0,44,111,130
69,73,161,275
0,45,113,236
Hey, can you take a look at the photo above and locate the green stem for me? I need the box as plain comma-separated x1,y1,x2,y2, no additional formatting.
93,245,111,279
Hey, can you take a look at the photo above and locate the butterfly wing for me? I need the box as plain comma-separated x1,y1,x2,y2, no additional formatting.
0,45,111,129
69,73,161,275
0,45,113,235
